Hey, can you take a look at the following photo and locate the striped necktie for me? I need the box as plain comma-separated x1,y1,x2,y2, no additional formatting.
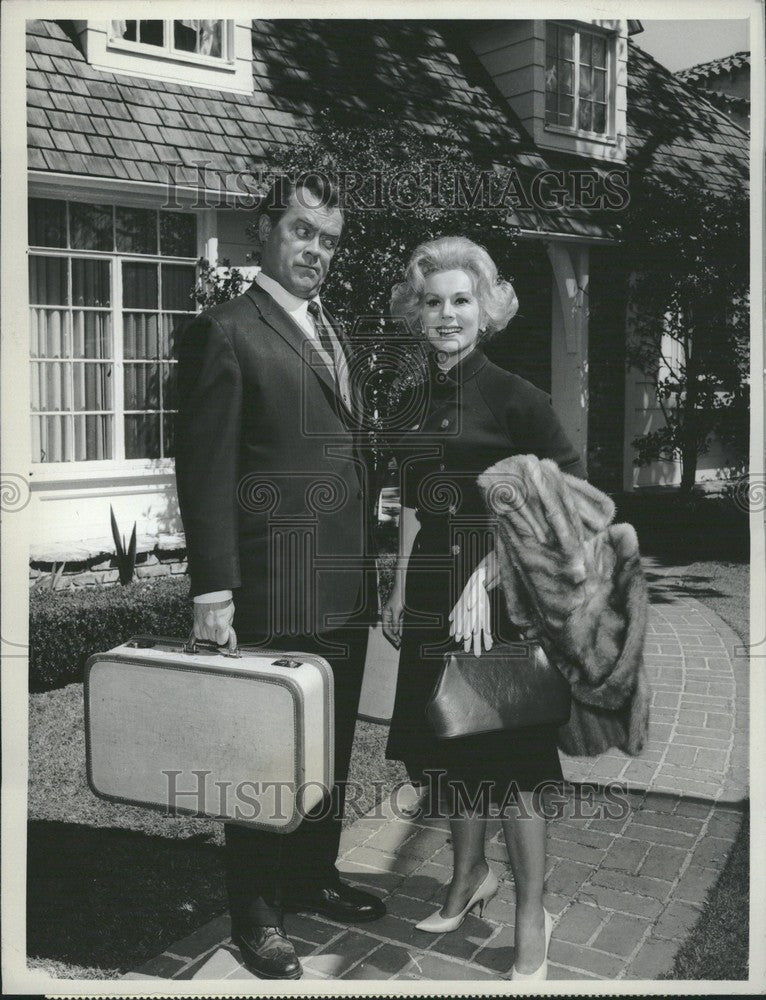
307,299,351,410
307,300,336,359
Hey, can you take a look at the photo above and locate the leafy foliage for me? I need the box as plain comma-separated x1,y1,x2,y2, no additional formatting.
247,108,520,328
29,576,192,691
622,178,749,490
193,258,249,310
30,562,67,592
109,505,137,586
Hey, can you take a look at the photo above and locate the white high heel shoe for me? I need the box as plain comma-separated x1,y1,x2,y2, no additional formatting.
510,908,553,981
415,868,498,933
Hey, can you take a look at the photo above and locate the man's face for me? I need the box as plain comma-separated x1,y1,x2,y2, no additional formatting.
259,187,343,299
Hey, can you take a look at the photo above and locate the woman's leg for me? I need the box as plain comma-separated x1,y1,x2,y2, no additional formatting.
440,776,491,917
500,792,548,973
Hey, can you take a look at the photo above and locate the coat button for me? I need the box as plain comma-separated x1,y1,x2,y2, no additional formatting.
440,418,450,429
452,544,461,555
448,504,457,515
356,489,363,499
438,463,446,472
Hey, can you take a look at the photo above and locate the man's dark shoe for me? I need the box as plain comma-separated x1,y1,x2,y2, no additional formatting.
232,925,302,979
286,882,386,923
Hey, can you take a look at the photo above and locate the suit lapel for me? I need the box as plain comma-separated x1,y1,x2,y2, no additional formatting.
245,283,338,401
245,284,366,489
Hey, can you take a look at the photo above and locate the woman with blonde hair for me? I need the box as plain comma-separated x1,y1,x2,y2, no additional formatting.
383,235,585,980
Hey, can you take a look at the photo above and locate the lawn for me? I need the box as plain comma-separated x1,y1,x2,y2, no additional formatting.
666,805,749,980
26,549,751,979
27,681,404,978
644,559,750,646
648,556,751,981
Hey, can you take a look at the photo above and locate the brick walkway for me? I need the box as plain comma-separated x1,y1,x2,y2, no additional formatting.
123,567,749,983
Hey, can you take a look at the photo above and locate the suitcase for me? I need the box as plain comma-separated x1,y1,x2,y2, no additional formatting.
84,634,334,833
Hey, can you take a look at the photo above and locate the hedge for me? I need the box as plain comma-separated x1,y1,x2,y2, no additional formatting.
29,576,193,692
611,490,749,562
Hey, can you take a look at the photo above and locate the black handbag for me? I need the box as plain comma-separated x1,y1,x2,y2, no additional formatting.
425,641,571,739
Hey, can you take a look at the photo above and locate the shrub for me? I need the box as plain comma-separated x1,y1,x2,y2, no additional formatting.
612,490,748,562
109,504,138,586
29,576,193,693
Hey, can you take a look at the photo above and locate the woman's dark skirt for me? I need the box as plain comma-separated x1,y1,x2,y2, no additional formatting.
385,524,564,806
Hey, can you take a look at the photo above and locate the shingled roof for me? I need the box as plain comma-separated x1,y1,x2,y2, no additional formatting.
26,20,748,235
626,41,748,196
676,51,750,85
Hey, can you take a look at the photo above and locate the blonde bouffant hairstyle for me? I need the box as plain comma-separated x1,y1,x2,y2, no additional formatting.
390,235,519,343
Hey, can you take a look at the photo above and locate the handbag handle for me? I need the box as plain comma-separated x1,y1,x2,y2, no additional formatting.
184,628,241,658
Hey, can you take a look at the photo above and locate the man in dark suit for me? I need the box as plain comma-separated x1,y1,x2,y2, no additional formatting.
174,174,384,980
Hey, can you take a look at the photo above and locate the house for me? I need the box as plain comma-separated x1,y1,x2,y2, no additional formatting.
22,18,748,582
676,51,751,131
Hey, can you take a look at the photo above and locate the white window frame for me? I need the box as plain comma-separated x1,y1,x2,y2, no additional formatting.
107,19,235,69
544,22,617,142
28,202,200,477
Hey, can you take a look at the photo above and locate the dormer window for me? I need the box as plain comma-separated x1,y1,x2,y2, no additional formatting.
545,23,613,136
76,20,252,94
109,19,230,65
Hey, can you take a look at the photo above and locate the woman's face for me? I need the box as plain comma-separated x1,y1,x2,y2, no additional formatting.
420,269,482,364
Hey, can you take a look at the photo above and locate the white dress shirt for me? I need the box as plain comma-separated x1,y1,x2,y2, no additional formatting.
254,270,318,340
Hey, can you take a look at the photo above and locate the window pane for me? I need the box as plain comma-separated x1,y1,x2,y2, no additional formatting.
112,19,134,40
123,262,159,309
559,96,574,126
545,89,557,122
112,20,164,46
558,26,573,60
32,361,71,412
29,256,68,306
163,413,176,458
545,49,557,94
579,65,593,100
72,311,112,359
70,202,113,251
32,414,72,462
592,35,607,68
593,102,607,133
73,362,113,411
139,21,165,46
125,362,160,410
160,211,197,257
161,264,196,311
116,206,157,254
561,61,573,96
72,258,110,307
173,19,223,57
125,413,161,459
580,31,592,65
162,362,177,409
30,308,69,359
74,414,112,460
579,99,593,131
593,68,607,103
162,313,192,359
29,198,66,248
124,312,160,360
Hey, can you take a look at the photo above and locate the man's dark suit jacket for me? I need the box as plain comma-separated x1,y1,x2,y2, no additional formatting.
175,282,365,639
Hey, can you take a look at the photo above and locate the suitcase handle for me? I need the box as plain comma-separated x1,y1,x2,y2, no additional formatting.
184,628,241,658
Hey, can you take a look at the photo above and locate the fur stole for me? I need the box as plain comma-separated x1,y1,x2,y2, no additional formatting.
477,455,650,757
